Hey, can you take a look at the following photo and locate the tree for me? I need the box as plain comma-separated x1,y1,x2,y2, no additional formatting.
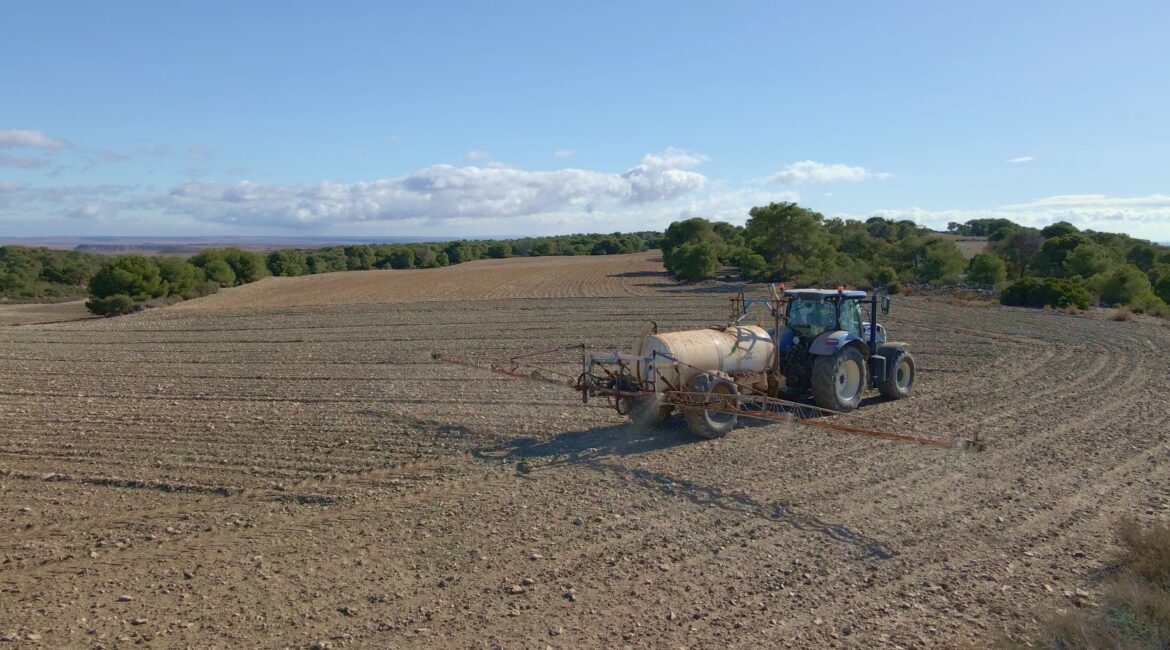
88,255,165,302
967,253,1007,285
986,228,1041,279
486,242,513,259
1031,233,1092,276
670,241,721,282
1149,264,1170,303
1041,221,1079,239
199,258,236,286
1100,264,1153,306
1062,243,1116,278
230,249,271,283
267,250,309,276
745,202,836,282
154,256,199,299
915,238,966,284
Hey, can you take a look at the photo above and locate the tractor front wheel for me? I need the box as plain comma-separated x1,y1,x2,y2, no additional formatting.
812,346,867,412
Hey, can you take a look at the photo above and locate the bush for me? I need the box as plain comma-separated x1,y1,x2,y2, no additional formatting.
267,250,309,276
86,293,137,316
154,256,199,299
669,241,721,282
1100,264,1153,306
1111,306,1134,321
967,253,1007,285
88,255,165,301
1000,276,1091,310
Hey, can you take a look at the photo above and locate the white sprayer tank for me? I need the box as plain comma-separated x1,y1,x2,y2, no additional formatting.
634,325,774,392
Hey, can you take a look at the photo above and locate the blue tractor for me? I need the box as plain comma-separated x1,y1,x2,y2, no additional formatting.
775,288,915,412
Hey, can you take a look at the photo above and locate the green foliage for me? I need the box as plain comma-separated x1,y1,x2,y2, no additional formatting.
0,246,104,301
744,202,836,282
1040,221,1079,239
1031,233,1092,276
989,228,1044,279
947,218,1017,238
153,256,200,299
1149,264,1170,303
486,242,512,258
1000,276,1091,310
916,238,966,284
85,294,137,317
266,250,309,276
670,241,721,282
1062,243,1117,278
190,248,269,285
88,255,165,302
729,247,767,280
967,253,1007,285
1101,264,1153,306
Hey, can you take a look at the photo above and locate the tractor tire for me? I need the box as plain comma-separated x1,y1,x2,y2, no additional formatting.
812,346,867,412
878,350,915,399
623,394,672,427
684,376,738,439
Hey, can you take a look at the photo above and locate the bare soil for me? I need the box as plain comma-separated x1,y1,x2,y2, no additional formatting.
1,251,1168,648
0,301,92,327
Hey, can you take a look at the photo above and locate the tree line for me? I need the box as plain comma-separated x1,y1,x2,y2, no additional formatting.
661,202,1170,317
62,232,657,315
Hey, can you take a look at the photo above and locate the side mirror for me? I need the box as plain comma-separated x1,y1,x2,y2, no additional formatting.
881,295,891,315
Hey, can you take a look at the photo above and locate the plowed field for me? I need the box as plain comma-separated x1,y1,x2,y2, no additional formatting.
2,251,1168,648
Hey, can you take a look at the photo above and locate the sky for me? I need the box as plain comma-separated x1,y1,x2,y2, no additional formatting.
2,1,1168,241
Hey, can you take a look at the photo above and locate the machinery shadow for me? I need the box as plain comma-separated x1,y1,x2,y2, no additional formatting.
472,421,897,560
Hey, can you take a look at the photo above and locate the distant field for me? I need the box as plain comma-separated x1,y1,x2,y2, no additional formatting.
0,300,91,326
932,232,989,259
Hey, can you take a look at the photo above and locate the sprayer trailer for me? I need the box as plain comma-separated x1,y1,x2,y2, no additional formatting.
582,285,917,439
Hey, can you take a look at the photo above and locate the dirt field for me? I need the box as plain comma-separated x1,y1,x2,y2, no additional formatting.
0,301,92,327
2,251,1168,648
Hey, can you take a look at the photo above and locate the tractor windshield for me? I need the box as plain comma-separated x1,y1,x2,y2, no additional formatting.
787,299,837,337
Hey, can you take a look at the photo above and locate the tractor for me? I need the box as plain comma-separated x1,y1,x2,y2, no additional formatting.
584,285,916,439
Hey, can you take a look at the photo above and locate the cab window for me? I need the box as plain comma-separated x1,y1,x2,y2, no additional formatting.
787,299,836,336
839,299,863,337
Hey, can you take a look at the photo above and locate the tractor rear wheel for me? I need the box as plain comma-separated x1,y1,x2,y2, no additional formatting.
812,346,867,412
684,376,738,439
878,350,915,399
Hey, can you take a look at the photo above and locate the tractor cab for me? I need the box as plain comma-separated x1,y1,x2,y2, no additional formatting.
778,288,868,354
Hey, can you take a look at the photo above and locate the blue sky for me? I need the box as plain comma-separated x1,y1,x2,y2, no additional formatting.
2,1,1168,240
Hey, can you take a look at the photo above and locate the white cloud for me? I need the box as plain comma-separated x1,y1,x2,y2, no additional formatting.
0,129,72,150
188,144,212,161
463,150,491,161
1006,156,1035,163
553,148,575,158
128,149,708,227
767,160,889,184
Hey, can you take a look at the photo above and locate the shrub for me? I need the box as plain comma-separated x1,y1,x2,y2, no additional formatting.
86,293,137,317
88,255,165,301
1100,264,1153,306
967,253,1007,285
154,255,199,299
266,250,309,276
1000,276,1091,310
886,282,901,295
669,241,721,282
1111,306,1134,321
